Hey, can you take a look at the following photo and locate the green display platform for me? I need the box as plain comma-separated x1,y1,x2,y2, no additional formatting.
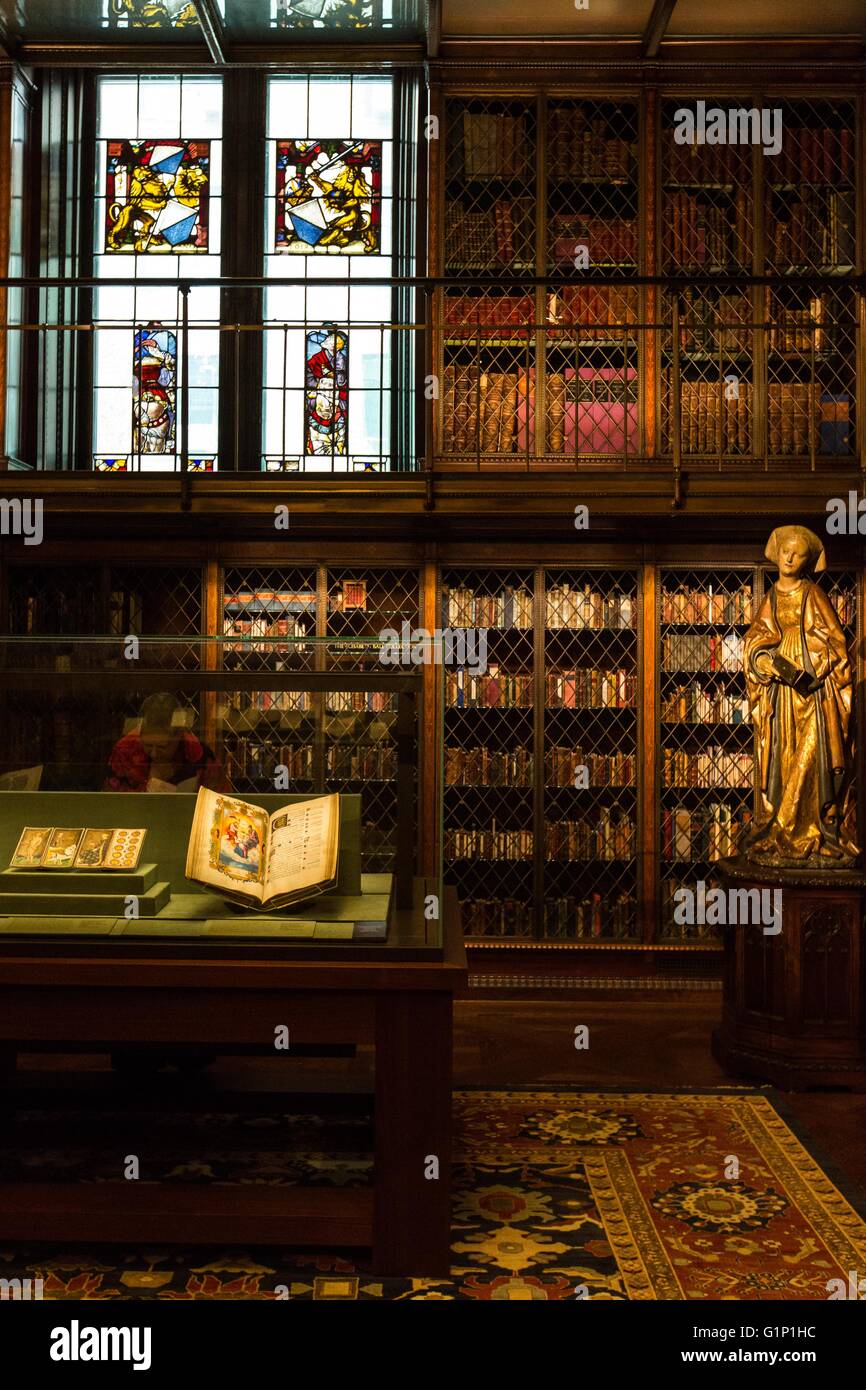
0,875,392,942
0,863,170,915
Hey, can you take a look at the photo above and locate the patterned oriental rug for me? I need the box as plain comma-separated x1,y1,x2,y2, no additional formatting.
1,1088,865,1301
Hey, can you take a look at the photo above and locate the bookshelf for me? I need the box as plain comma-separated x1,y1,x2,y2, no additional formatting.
440,94,641,461
442,566,536,938
219,565,421,873
658,567,756,941
543,568,640,940
442,564,640,941
763,100,857,462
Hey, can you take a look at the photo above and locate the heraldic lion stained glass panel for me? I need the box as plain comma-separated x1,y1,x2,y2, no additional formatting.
105,139,210,254
275,139,382,255
305,328,348,455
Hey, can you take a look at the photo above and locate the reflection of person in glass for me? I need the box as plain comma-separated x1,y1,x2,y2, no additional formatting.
105,692,227,793
743,525,859,867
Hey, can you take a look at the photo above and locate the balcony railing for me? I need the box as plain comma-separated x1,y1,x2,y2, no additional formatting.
0,274,862,477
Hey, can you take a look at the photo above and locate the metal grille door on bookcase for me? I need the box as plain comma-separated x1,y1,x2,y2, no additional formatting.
659,97,755,463
660,98,754,276
543,569,639,940
546,98,638,278
219,568,318,795
763,100,857,463
441,286,535,459
658,568,755,940
661,286,754,459
444,98,536,276
6,565,103,639
544,99,639,464
108,566,203,668
324,567,420,872
442,568,535,939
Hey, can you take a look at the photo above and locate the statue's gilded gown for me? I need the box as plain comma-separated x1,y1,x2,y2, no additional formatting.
743,578,859,865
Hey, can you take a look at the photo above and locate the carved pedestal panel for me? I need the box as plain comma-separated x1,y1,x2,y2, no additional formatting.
712,863,866,1091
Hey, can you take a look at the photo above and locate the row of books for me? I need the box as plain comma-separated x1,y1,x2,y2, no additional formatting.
445,745,533,787
661,685,750,725
767,192,855,267
676,289,752,354
548,216,637,267
443,584,533,630
224,742,313,784
444,202,534,270
664,137,752,184
446,671,533,708
442,366,522,454
442,286,637,336
546,813,636,861
662,804,752,862
547,108,635,181
662,633,744,673
662,586,753,625
223,690,313,714
326,746,396,780
546,585,635,630
767,383,831,455
665,190,750,268
462,898,535,938
662,747,753,789
545,668,636,710
326,691,394,713
766,125,855,186
547,285,637,333
768,298,827,353
444,293,534,333
454,111,532,181
546,747,636,787
668,380,752,455
444,828,534,861
543,891,636,940
660,883,719,938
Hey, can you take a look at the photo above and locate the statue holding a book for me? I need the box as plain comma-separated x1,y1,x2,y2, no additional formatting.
741,524,859,869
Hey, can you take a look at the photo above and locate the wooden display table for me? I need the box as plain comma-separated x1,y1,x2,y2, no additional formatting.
712,860,866,1091
0,881,465,1277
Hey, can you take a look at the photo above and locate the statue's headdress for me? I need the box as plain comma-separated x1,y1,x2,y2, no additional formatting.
764,525,826,573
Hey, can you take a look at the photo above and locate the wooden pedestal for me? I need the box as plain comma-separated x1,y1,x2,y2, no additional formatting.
712,862,866,1091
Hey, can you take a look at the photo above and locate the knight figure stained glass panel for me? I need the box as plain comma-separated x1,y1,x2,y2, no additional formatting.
133,324,177,455
105,140,210,253
305,328,348,456
275,139,381,255
103,0,199,26
272,0,378,29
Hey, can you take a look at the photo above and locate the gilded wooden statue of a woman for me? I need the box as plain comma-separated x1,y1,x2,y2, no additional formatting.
743,525,859,868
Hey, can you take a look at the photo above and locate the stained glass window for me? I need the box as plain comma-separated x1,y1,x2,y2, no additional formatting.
275,139,381,255
103,0,200,27
94,76,222,473
305,328,348,455
105,141,210,254
271,0,378,29
264,76,395,472
133,323,177,454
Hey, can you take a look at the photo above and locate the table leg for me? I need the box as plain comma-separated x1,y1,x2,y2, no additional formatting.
373,992,453,1278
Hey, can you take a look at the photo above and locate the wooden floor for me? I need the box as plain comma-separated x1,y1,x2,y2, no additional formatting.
454,996,866,1202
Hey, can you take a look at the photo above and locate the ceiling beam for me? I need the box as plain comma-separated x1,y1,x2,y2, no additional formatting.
641,0,678,59
193,0,226,64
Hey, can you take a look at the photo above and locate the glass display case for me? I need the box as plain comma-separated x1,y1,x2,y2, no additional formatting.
0,636,442,958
